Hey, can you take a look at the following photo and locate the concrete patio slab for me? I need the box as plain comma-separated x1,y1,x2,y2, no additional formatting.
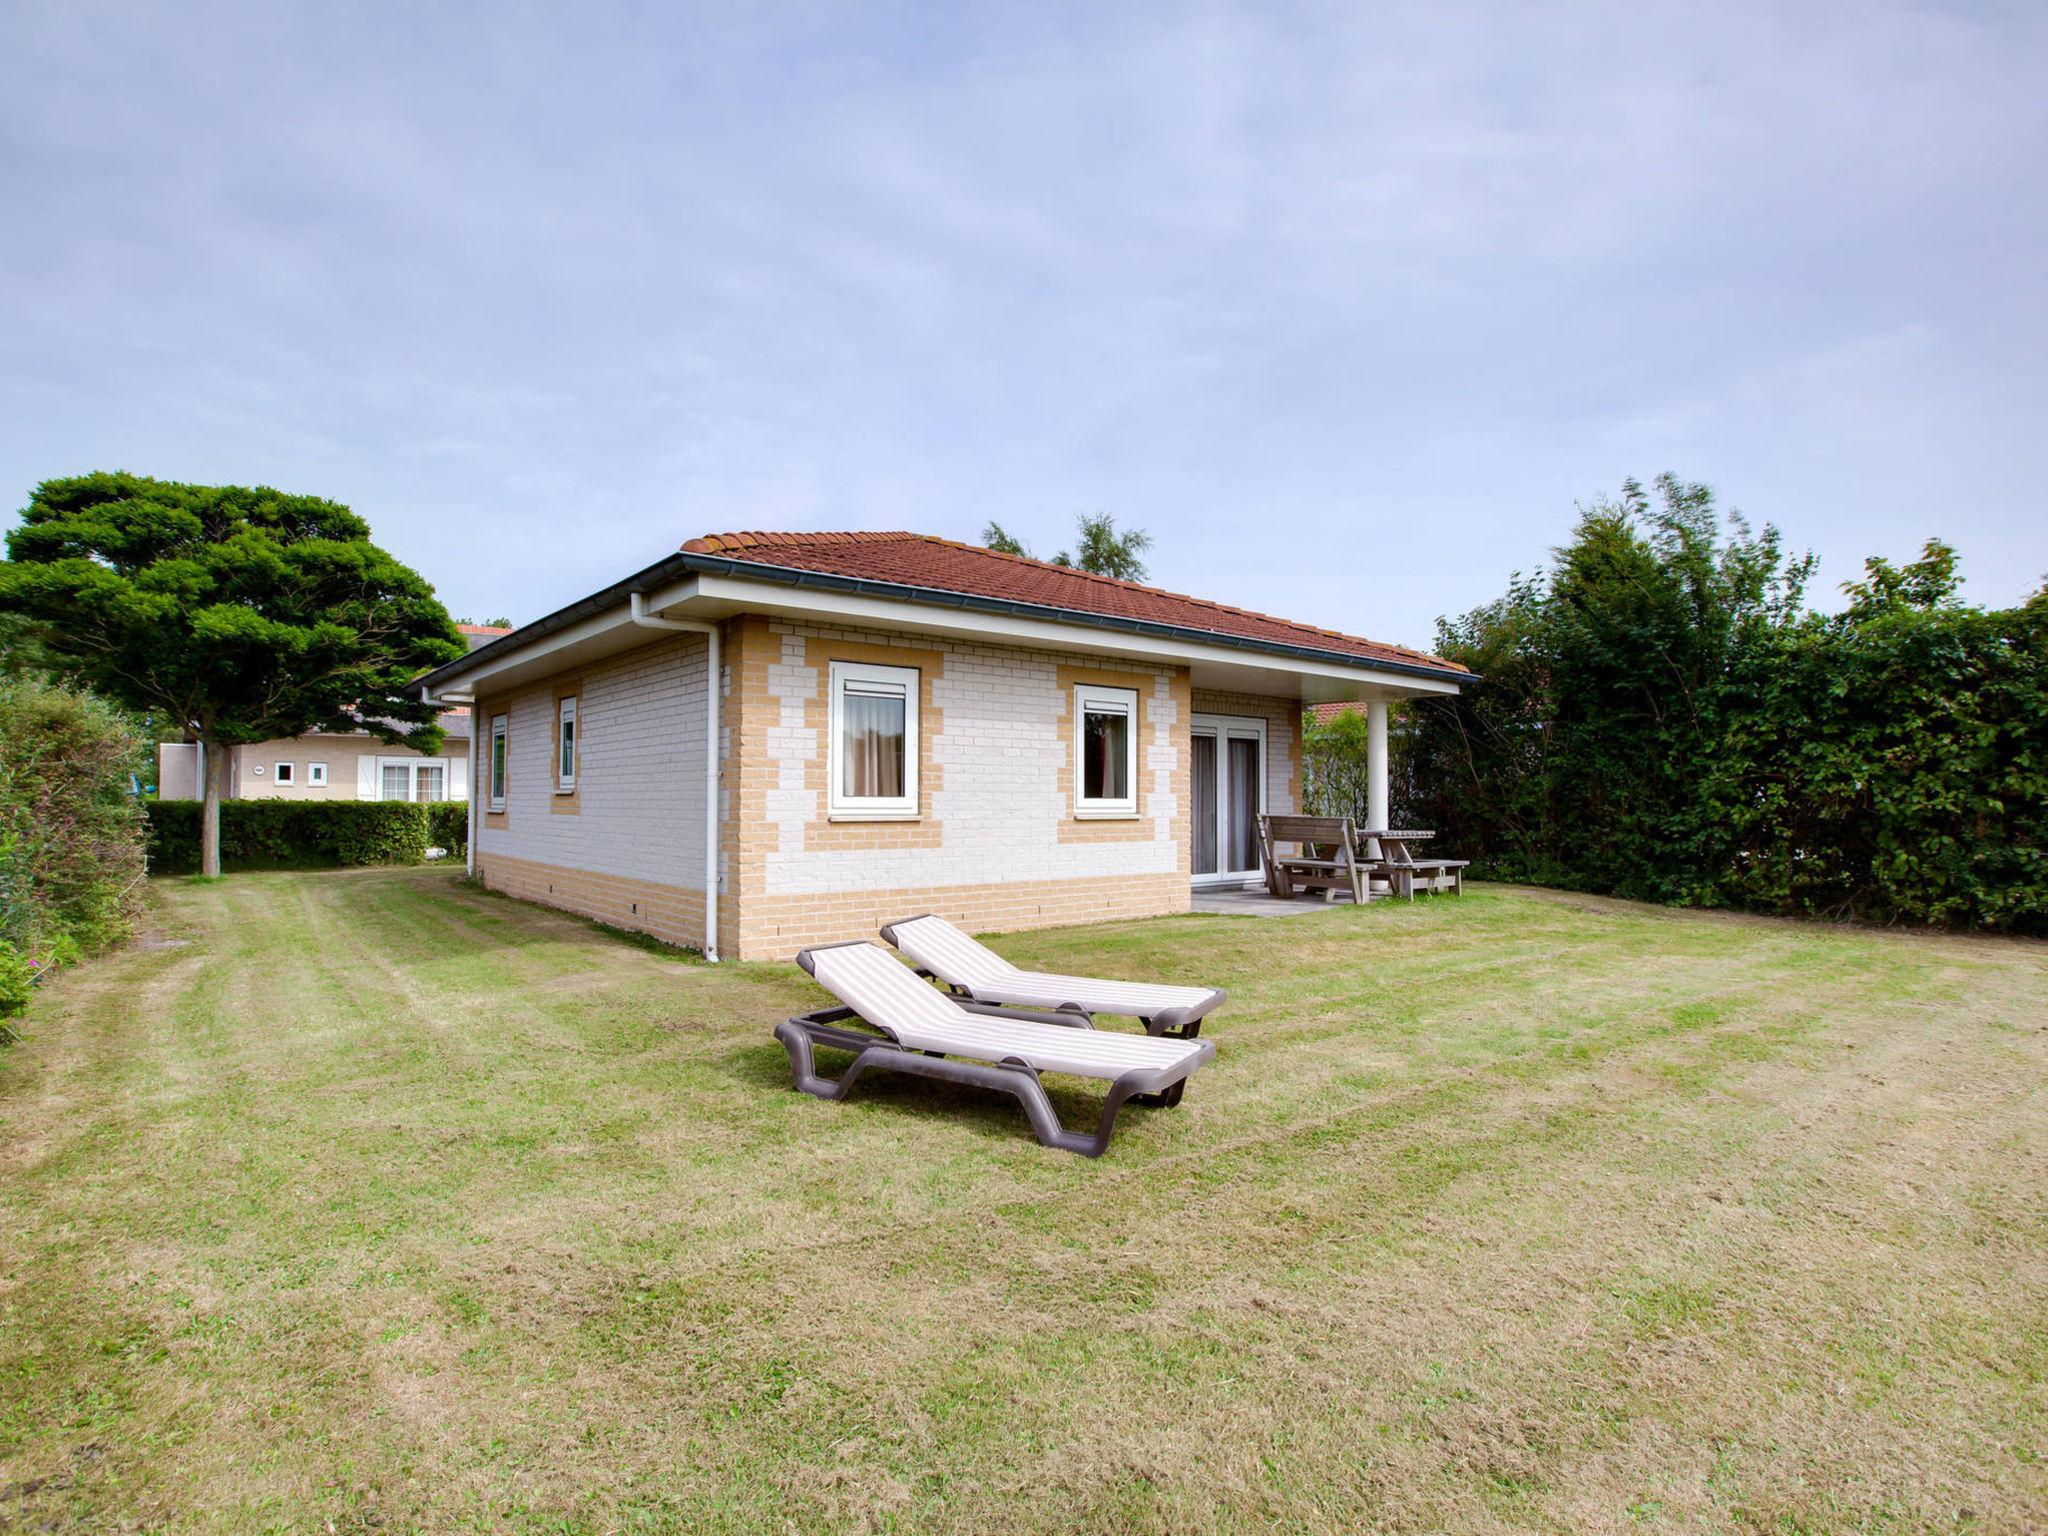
1191,885,1362,918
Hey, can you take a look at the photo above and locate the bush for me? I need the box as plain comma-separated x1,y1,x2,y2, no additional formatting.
144,800,436,875
0,940,32,1027
0,678,147,978
427,802,468,856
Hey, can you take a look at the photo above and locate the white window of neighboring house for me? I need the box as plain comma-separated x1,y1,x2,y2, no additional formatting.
1074,684,1139,817
379,761,448,803
307,762,327,787
828,661,918,818
556,696,577,793
489,714,508,810
274,762,295,785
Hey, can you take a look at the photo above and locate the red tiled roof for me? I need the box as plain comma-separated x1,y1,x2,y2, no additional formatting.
680,531,1466,676
1306,701,1365,726
459,622,513,654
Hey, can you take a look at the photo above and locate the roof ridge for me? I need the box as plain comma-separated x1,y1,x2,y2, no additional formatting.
681,528,1457,668
682,530,921,554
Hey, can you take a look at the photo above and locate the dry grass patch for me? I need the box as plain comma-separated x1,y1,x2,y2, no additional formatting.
2,868,2045,1533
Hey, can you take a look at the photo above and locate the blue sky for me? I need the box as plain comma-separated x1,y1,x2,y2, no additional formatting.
3,1,2044,648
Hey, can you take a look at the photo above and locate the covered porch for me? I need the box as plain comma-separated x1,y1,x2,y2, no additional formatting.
1188,687,1407,895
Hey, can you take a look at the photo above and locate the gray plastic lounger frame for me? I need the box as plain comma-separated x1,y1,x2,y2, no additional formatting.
779,940,1215,1158
878,913,1226,1038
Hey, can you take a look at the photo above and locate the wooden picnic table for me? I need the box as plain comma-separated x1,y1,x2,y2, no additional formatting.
1354,829,1468,899
1257,820,1469,903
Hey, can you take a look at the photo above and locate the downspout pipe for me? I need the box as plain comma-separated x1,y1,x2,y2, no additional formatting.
420,684,478,877
629,593,722,963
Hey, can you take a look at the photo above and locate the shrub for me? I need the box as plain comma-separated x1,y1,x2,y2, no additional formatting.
144,800,435,875
0,940,32,1027
427,802,468,856
0,678,148,976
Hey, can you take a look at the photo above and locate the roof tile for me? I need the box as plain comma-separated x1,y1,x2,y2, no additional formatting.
680,531,1464,675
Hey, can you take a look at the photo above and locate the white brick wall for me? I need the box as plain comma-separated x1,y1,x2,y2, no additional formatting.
760,621,1183,898
477,634,711,890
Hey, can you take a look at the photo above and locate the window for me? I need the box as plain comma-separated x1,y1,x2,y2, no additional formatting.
556,696,577,793
274,762,295,785
307,762,327,787
489,714,507,810
380,761,448,803
828,661,918,818
1074,684,1138,816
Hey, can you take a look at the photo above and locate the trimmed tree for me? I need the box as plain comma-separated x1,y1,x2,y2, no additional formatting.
0,473,464,877
980,513,1155,581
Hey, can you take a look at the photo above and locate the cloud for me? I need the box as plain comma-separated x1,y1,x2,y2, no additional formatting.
2,0,2043,635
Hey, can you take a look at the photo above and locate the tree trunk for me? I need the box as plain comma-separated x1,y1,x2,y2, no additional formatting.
201,739,229,878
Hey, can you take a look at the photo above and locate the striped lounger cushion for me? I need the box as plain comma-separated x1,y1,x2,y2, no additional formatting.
881,914,1225,1034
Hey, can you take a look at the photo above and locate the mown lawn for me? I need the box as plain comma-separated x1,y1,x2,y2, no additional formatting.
2,868,2044,1534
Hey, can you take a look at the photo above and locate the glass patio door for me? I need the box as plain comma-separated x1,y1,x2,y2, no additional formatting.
1191,714,1266,884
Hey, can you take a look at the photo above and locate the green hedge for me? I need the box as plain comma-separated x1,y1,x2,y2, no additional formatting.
144,800,470,875
1,678,148,1020
1397,477,2048,934
427,802,468,857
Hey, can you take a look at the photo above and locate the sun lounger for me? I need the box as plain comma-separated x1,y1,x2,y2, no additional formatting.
879,913,1225,1037
777,940,1215,1156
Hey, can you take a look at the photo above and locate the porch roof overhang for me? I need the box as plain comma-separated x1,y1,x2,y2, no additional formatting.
418,550,1472,706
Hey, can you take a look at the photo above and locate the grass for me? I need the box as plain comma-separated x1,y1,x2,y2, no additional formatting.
2,868,2045,1534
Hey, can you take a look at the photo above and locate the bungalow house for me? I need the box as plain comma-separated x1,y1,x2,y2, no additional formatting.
157,623,512,802
416,534,1468,962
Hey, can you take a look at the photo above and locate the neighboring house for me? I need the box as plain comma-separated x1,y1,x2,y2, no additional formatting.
416,533,1469,962
1306,700,1365,726
156,623,513,803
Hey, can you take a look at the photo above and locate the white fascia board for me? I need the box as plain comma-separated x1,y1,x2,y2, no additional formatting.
685,574,1464,697
438,603,647,694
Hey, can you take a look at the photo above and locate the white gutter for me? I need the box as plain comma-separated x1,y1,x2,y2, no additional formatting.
628,593,722,963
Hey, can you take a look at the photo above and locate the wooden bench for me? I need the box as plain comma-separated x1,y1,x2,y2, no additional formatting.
1257,814,1370,903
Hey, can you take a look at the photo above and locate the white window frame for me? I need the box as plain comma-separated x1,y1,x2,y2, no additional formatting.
827,660,919,820
1073,684,1140,818
274,762,295,785
489,714,508,811
307,762,327,787
556,696,578,793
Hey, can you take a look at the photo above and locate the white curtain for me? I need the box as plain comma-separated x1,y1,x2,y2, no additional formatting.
1227,737,1261,872
842,690,905,798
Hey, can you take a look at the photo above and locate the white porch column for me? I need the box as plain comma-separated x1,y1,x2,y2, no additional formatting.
1366,698,1389,832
